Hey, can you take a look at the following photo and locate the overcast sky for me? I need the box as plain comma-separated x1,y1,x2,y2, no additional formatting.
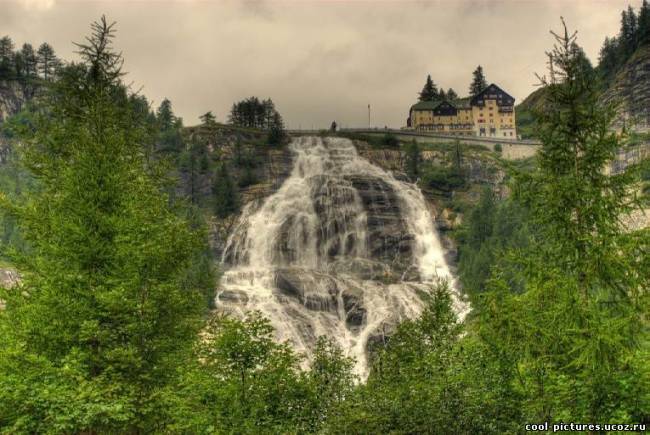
2,0,642,128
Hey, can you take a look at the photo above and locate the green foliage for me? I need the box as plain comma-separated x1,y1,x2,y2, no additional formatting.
456,187,532,296
480,20,649,424
213,162,238,218
381,132,400,148
404,139,421,179
469,65,488,97
0,17,211,431
420,163,466,192
332,283,520,434
167,313,356,433
418,74,438,101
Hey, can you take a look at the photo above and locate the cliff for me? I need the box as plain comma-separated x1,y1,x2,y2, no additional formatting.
0,80,28,123
601,44,650,132
518,43,650,134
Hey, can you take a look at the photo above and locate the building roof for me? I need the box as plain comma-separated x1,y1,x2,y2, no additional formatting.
410,97,471,112
410,100,444,111
452,97,471,109
470,83,515,106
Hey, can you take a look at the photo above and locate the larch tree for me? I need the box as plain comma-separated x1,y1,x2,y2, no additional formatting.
0,16,211,432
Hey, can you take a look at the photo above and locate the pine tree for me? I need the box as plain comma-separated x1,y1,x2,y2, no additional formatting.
438,88,446,100
267,111,286,146
36,42,58,80
213,162,238,218
418,74,438,101
156,98,175,130
469,65,488,97
0,36,15,79
404,139,421,180
200,111,217,128
639,0,650,44
0,17,210,431
446,88,458,101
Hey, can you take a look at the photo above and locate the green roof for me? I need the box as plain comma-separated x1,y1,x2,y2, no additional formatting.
410,97,472,112
410,100,444,111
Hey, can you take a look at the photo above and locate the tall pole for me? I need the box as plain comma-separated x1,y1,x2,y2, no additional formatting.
368,104,371,129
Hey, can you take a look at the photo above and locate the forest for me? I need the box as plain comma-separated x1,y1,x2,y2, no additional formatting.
0,7,648,435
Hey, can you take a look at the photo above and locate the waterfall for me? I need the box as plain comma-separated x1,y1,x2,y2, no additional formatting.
219,136,467,376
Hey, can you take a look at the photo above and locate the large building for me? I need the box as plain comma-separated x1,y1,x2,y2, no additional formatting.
407,83,517,138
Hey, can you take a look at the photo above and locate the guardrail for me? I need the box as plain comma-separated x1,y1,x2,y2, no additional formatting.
288,128,542,147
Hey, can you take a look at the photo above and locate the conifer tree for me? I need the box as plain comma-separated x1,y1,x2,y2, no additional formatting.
36,42,58,80
156,98,175,130
483,19,648,424
469,65,488,97
418,74,438,101
446,88,458,101
405,139,421,180
639,0,650,44
213,162,238,218
200,111,217,128
0,36,15,78
0,17,210,431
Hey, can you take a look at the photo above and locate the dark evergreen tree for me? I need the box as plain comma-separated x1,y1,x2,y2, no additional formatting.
404,139,421,180
156,98,175,130
330,120,337,132
639,0,650,44
267,112,286,146
418,74,438,101
0,36,15,79
200,111,217,128
213,162,238,218
0,16,210,431
36,42,58,80
446,88,458,100
469,65,488,97
438,88,446,100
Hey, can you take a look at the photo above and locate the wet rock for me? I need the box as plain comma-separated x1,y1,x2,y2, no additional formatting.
341,288,366,331
274,269,338,312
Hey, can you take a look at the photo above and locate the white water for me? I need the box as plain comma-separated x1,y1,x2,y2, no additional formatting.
218,136,467,376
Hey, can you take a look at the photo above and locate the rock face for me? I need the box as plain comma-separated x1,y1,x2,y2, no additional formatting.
216,136,465,377
601,45,650,132
0,81,27,123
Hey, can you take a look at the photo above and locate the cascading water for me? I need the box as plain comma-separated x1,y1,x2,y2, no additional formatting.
219,136,467,376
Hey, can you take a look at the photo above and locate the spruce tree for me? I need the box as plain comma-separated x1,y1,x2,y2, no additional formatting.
469,65,488,97
0,17,210,431
36,42,58,80
200,111,217,128
213,162,238,218
405,139,421,180
0,36,15,79
446,88,458,101
639,0,650,44
418,74,438,101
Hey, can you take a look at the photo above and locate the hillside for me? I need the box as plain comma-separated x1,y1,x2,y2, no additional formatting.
601,43,650,132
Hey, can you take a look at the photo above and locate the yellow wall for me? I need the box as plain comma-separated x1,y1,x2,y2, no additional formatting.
411,97,515,137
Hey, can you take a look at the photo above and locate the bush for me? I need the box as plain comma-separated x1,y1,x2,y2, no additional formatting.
381,132,400,148
421,164,466,191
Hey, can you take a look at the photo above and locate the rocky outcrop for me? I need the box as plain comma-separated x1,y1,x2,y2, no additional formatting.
601,44,650,132
347,175,414,272
0,80,27,123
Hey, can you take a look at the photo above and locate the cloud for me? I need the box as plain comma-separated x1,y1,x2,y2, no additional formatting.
20,0,56,11
1,0,643,128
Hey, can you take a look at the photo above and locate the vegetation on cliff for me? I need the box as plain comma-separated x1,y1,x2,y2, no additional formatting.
0,13,647,435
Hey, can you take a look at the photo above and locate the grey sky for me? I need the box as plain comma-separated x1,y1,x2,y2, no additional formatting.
2,0,641,128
